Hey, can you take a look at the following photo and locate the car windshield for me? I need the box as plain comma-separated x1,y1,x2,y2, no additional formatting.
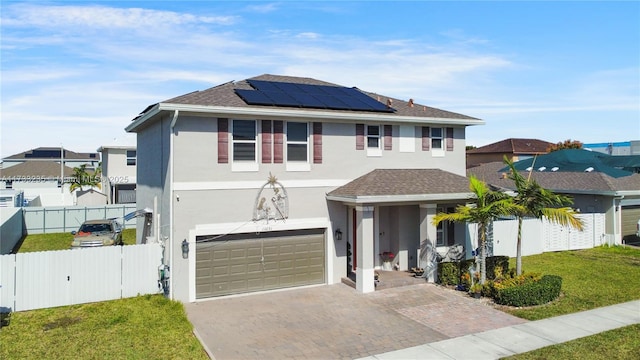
79,223,112,233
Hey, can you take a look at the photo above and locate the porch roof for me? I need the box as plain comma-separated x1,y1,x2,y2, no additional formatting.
326,169,475,204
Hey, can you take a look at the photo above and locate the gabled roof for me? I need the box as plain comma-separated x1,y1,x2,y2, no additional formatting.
326,169,474,204
127,74,483,132
467,138,554,155
0,162,75,178
501,149,640,178
3,147,99,161
468,161,640,197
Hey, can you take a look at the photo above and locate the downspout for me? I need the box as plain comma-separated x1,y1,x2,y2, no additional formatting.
169,110,179,299
613,195,624,245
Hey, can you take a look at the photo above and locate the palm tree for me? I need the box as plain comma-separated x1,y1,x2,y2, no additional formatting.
433,176,521,284
68,164,101,193
504,156,584,275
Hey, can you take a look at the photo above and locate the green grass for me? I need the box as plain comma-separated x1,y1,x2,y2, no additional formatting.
0,295,209,360
17,229,137,253
503,246,640,320
503,324,640,360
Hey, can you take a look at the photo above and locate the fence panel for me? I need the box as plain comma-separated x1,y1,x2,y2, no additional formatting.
0,255,16,312
1,243,162,312
23,204,137,234
122,244,163,297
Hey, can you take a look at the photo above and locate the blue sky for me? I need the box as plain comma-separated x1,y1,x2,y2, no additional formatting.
2,1,639,157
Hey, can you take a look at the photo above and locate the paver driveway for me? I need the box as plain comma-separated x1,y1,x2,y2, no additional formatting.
185,283,526,360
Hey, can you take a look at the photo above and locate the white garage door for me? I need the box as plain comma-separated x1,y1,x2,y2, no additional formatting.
196,229,325,298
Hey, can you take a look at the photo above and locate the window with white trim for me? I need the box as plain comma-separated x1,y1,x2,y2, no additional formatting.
126,150,136,166
286,122,308,162
231,120,258,171
366,125,382,156
431,128,443,150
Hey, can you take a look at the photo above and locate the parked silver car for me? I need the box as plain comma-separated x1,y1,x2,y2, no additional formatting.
71,219,123,248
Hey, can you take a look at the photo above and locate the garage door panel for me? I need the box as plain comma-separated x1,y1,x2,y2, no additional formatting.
196,230,325,298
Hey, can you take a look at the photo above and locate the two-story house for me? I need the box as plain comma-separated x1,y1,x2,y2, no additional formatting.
125,74,484,302
466,138,554,168
97,145,137,204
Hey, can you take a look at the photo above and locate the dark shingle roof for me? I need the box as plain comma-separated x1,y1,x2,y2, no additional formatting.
0,162,75,178
162,74,480,121
467,138,554,154
328,169,472,198
4,147,99,161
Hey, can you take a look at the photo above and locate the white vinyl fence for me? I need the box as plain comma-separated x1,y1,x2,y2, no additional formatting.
467,213,607,258
23,204,137,234
0,243,162,312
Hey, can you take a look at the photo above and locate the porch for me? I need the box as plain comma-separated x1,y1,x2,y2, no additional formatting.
342,269,427,291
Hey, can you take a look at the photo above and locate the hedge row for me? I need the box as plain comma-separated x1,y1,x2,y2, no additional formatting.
437,256,510,286
493,275,563,307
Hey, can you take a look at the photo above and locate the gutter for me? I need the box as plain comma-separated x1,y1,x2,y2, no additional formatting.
169,110,179,300
326,192,476,205
126,103,485,132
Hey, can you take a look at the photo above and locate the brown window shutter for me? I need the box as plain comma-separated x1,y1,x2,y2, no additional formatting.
421,126,430,151
446,127,454,151
384,125,392,150
313,122,322,164
261,120,272,163
218,118,228,163
273,120,284,163
356,124,364,150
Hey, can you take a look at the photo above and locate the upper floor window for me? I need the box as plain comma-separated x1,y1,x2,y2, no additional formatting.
367,125,380,149
126,150,136,166
431,128,443,150
286,122,308,162
232,120,256,161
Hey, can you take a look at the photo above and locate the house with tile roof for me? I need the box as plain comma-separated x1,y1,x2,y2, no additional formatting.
468,149,640,246
2,147,99,170
126,74,484,302
466,138,554,168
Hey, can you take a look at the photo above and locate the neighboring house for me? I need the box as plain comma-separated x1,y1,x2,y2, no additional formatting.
468,149,640,245
0,162,76,206
125,74,484,302
584,140,640,156
76,189,108,206
98,145,137,204
466,138,554,168
2,146,99,170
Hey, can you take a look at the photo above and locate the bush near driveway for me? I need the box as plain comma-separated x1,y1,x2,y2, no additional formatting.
0,295,208,360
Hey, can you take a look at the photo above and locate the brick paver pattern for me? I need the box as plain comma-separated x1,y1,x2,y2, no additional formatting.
185,282,526,360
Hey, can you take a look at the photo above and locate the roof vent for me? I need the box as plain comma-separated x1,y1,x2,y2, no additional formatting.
526,167,533,172
551,167,559,171
408,98,414,107
501,172,508,179
538,166,546,171
585,167,594,172
386,99,393,108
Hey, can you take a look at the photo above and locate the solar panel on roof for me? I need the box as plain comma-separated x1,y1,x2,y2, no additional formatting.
235,89,274,106
238,80,394,112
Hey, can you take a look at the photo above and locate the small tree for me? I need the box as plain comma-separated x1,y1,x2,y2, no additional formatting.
433,176,522,284
68,164,101,193
547,139,583,152
504,156,584,275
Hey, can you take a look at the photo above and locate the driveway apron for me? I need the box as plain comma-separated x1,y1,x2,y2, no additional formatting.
185,283,526,360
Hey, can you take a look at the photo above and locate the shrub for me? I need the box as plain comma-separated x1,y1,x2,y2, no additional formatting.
494,275,562,307
437,256,510,286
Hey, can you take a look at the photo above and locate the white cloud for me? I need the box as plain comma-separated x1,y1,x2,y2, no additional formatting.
2,4,237,29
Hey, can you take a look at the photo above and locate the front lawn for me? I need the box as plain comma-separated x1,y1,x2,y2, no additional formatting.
0,295,209,360
503,246,640,320
17,229,137,253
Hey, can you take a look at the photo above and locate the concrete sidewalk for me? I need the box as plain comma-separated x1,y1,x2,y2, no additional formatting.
357,300,640,360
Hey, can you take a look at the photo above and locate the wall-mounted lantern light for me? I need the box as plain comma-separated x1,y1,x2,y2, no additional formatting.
181,239,189,259
335,229,342,241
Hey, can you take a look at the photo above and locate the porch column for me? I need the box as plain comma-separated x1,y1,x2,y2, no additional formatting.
419,204,438,283
355,205,375,293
